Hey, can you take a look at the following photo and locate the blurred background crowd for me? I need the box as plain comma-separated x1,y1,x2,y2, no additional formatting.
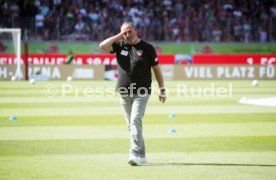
0,0,275,42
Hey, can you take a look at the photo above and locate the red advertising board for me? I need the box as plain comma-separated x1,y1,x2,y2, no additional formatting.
0,54,275,65
0,54,175,65
193,55,276,64
69,54,175,65
0,54,67,64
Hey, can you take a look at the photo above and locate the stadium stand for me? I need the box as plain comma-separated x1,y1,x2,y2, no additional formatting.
0,0,275,42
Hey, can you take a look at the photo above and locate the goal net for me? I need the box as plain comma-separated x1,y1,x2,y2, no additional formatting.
0,28,22,80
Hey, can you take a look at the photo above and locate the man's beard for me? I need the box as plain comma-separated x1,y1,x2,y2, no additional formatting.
125,37,135,44
125,37,132,43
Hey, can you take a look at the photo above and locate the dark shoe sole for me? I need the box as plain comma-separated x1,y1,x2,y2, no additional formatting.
128,159,138,166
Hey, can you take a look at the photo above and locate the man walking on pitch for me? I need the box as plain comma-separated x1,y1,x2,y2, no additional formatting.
99,22,166,166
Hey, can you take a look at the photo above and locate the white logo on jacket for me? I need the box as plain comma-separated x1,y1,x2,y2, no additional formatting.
137,50,143,56
120,50,128,56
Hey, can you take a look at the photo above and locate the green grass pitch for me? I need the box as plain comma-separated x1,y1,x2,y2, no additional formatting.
0,80,276,179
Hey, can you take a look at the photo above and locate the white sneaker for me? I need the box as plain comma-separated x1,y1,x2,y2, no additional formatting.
128,156,147,166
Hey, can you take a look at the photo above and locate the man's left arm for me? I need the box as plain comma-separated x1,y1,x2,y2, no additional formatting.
152,65,166,103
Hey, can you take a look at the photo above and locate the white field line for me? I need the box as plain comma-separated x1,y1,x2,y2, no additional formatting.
0,152,276,165
1,105,275,116
0,88,276,95
0,95,275,103
0,123,276,140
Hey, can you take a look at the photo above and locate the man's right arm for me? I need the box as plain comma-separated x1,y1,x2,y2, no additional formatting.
99,33,123,53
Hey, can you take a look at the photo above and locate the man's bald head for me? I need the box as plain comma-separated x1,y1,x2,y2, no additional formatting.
120,22,139,44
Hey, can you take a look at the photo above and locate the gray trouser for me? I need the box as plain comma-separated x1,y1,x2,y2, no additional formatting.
120,94,149,157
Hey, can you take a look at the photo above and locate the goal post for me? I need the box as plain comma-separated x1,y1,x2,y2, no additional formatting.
0,28,22,80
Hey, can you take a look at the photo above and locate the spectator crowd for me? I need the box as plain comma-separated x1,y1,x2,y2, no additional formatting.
0,0,275,42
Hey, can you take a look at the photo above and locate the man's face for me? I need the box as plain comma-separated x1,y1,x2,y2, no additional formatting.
121,24,137,43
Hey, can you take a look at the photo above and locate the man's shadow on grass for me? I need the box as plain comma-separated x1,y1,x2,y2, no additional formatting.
144,162,276,167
